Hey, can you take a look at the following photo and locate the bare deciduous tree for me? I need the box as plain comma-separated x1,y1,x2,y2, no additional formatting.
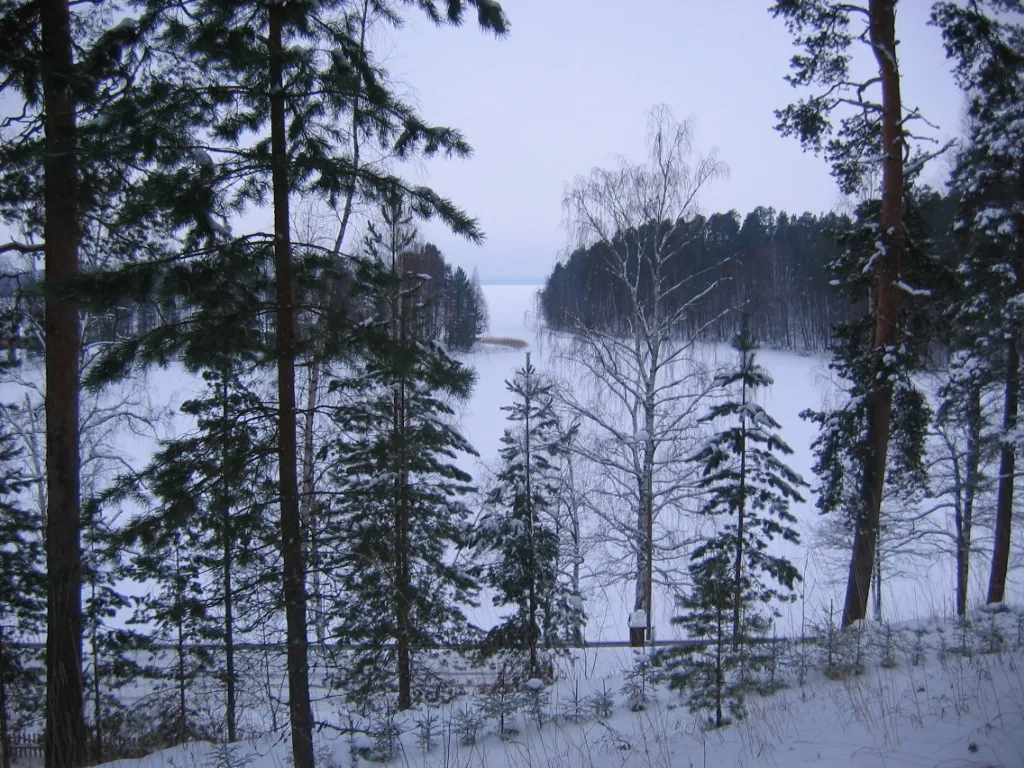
554,106,728,640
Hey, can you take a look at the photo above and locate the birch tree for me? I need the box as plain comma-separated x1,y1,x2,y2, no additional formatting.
556,106,727,639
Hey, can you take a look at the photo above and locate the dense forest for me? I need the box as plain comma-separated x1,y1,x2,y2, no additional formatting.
539,191,957,351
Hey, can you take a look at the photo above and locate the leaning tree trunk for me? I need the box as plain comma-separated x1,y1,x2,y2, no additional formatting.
843,0,905,628
269,5,314,766
41,0,86,763
987,163,1023,606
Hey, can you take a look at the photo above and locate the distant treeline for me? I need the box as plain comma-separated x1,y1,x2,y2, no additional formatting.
539,192,956,350
0,241,488,353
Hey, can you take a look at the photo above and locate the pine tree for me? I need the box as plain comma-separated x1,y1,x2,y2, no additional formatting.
770,0,948,627
477,353,575,680
933,0,1024,606
800,195,947,617
325,202,480,709
67,2,507,756
689,326,805,646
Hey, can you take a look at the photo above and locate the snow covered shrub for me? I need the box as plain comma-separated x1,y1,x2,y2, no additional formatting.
202,743,254,768
815,604,859,679
523,678,550,729
556,679,588,723
620,650,656,712
755,634,789,693
367,704,403,763
414,710,439,752
589,680,615,720
978,613,1006,655
910,628,928,667
480,670,523,737
952,617,975,658
452,701,486,746
873,622,901,669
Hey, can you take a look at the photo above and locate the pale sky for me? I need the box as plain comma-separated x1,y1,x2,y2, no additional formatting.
387,0,964,282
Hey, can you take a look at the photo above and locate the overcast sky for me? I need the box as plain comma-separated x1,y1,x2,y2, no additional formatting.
384,0,964,283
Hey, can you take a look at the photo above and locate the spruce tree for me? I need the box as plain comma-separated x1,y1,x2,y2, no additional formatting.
324,199,480,709
663,555,746,729
476,353,574,680
689,327,805,645
661,329,803,724
0,426,44,768
109,359,277,744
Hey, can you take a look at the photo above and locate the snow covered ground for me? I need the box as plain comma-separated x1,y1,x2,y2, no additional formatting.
97,608,1024,768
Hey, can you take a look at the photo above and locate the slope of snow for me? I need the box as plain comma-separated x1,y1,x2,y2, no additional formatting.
97,609,1024,768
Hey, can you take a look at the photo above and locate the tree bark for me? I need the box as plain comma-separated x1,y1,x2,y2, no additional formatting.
988,337,1018,605
41,0,86,763
222,375,236,743
733,375,747,647
956,385,982,617
269,6,314,766
986,163,1023,606
843,0,904,628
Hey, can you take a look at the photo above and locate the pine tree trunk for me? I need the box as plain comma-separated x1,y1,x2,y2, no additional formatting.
524,356,538,674
177,614,186,744
956,385,982,617
733,372,747,648
222,377,236,743
714,606,723,729
41,0,86,763
269,6,314,765
988,338,1018,605
300,360,323,645
987,164,1023,606
394,268,412,712
843,0,904,628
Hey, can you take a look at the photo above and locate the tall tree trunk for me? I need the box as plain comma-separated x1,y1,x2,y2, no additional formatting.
733,368,747,647
843,0,904,628
177,613,186,744
300,360,323,645
393,258,413,712
987,163,1023,606
41,0,85,763
269,6,314,765
222,375,236,743
988,338,1018,605
957,385,982,617
524,355,538,674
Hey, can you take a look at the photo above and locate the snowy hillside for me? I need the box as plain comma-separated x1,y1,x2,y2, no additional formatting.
94,609,1024,768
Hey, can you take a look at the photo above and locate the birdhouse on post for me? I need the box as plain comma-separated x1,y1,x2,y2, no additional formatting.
628,609,647,648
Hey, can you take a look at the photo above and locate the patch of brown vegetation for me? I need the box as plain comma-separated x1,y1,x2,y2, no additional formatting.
477,336,529,350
